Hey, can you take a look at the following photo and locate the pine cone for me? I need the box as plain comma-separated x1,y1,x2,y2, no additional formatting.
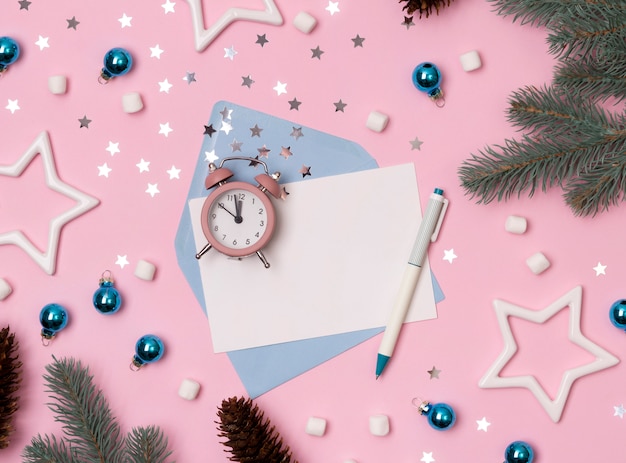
399,0,453,18
217,396,297,463
0,326,22,449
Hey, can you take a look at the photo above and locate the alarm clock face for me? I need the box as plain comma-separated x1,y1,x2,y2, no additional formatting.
200,181,276,258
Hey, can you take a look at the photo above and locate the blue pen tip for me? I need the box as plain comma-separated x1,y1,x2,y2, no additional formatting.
434,188,444,195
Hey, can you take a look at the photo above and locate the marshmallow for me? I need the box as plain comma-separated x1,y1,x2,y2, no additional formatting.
178,378,201,400
305,416,327,436
134,259,156,281
526,252,550,275
48,75,67,94
122,92,144,113
505,215,527,234
366,111,389,132
459,50,482,72
293,12,317,34
369,414,389,436
0,278,12,300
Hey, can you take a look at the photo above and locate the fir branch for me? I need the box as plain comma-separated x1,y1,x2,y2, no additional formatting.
555,56,626,102
42,356,125,463
0,325,22,450
564,152,626,215
125,425,174,463
22,434,79,463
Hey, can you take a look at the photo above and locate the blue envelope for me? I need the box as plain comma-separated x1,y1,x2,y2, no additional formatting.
174,101,444,398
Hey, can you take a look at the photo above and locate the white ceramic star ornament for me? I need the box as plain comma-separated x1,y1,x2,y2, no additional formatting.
185,0,283,52
479,285,619,422
0,131,99,274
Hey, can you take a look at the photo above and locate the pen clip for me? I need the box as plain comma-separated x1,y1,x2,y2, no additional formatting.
430,198,448,242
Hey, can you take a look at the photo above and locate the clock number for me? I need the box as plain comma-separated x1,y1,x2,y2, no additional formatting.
258,208,264,215
260,220,265,227
246,239,250,245
211,213,217,219
222,234,226,241
233,239,237,246
214,225,219,232
255,232,260,238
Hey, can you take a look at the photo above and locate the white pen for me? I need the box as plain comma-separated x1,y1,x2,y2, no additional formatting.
375,188,448,378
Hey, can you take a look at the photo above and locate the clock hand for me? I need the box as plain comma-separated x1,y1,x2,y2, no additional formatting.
217,202,237,218
234,199,243,224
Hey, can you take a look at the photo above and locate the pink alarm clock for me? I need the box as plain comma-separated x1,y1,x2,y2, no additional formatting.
195,156,281,268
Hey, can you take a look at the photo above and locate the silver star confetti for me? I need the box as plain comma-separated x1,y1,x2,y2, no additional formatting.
280,146,292,159
250,124,263,137
288,98,301,110
242,75,255,88
402,16,415,29
18,0,31,10
290,127,303,140
78,115,92,128
257,145,270,158
334,99,347,112
428,366,441,379
256,34,269,47
67,16,80,29
184,72,196,84
230,139,243,152
224,46,237,60
204,124,216,136
311,46,324,59
351,34,365,47
300,165,311,177
410,136,424,150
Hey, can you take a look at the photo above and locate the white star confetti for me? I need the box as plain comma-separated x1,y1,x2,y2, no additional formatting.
476,417,491,431
158,78,173,93
219,121,233,135
35,35,50,50
273,81,287,96
136,159,150,173
167,166,181,179
150,44,164,58
105,141,120,156
204,150,219,163
162,0,176,13
116,255,129,268
420,451,435,463
326,1,340,15
224,46,237,60
5,99,20,114
593,262,607,276
443,249,457,263
614,404,625,418
159,122,173,137
97,163,112,178
146,183,160,197
118,13,133,28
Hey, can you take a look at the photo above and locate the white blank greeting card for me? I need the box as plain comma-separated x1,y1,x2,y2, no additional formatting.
189,163,438,353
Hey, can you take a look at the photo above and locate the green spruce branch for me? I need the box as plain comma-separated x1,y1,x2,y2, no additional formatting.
459,0,626,215
22,356,174,463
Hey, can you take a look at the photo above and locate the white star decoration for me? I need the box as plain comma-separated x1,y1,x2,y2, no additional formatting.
136,159,150,173
150,44,164,59
614,404,625,418
5,99,20,114
0,131,99,274
420,451,435,463
479,285,619,422
116,255,129,268
273,81,287,96
159,122,173,137
119,13,133,28
326,1,340,15
97,163,112,178
593,262,607,276
476,417,491,431
205,150,219,163
159,78,173,93
146,183,160,197
443,248,457,263
224,46,237,60
167,166,181,179
35,35,49,50
105,141,120,156
162,0,176,13
185,0,283,52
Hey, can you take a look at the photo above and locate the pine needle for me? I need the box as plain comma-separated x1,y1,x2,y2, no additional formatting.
22,434,78,463
42,356,125,463
125,425,174,463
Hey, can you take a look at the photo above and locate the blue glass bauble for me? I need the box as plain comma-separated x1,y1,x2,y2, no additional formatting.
504,441,534,463
132,334,164,369
412,62,442,98
101,47,133,80
609,299,626,330
0,36,20,72
39,303,69,341
420,401,456,431
93,276,121,315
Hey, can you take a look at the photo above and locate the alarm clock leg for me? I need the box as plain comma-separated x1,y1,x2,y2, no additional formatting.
256,251,270,269
195,242,213,260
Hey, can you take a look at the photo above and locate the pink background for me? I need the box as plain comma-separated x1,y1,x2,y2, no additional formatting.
1,0,625,462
